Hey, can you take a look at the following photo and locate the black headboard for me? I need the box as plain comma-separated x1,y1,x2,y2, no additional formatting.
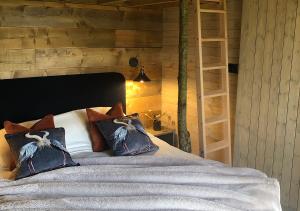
0,72,126,129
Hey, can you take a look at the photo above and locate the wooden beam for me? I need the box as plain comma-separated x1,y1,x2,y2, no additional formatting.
97,0,128,5
118,1,178,8
0,0,178,9
178,0,191,153
0,0,162,11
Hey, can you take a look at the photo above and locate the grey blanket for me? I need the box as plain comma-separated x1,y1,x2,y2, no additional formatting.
0,155,281,211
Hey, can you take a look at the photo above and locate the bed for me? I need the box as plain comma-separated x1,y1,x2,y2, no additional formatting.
0,73,281,210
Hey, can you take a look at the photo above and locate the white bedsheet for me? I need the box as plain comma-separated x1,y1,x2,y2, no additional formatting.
71,132,201,160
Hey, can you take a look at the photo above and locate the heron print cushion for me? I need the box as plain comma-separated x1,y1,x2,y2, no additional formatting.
5,128,79,180
95,115,159,156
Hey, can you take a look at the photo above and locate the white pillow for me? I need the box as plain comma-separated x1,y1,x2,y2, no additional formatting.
54,107,111,155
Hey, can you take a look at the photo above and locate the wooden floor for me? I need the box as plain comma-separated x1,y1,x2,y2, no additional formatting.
234,0,300,210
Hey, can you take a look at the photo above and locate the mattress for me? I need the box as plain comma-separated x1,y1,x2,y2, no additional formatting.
0,134,281,210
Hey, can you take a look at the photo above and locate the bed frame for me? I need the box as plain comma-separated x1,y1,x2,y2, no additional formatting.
0,72,126,129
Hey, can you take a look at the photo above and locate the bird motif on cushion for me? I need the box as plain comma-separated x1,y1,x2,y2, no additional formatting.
18,131,68,173
111,118,149,151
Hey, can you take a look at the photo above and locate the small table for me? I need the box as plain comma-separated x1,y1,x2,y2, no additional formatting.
146,127,177,147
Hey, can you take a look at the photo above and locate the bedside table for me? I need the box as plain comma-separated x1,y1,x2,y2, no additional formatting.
146,127,177,147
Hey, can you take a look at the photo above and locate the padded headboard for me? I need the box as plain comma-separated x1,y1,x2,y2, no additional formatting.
0,72,126,129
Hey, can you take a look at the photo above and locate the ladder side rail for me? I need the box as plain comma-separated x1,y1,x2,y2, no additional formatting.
194,0,207,158
221,0,232,165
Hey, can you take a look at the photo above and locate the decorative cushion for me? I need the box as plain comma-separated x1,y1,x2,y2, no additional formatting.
95,115,159,156
5,128,79,180
3,114,55,169
0,129,14,172
86,103,124,152
4,114,55,135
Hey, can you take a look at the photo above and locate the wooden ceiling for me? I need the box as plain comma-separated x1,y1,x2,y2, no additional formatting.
37,0,179,8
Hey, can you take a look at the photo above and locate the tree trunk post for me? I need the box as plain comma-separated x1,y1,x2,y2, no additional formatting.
178,0,191,153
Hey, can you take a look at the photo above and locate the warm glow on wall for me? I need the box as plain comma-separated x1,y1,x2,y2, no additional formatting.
126,80,143,99
126,80,162,128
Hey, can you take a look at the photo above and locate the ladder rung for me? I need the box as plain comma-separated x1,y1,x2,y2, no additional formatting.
200,9,225,13
206,139,229,153
204,90,227,98
203,64,227,71
202,38,225,42
205,115,227,125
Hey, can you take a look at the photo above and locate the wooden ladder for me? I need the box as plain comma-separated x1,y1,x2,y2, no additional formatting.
194,0,231,165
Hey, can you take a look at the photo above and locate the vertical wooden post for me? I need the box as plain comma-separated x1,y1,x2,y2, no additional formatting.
178,0,191,152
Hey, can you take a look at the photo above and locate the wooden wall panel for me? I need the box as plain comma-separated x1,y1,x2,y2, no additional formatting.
0,0,178,9
227,0,242,64
0,1,163,119
273,0,298,187
234,0,258,167
161,0,241,155
264,0,287,176
281,0,300,207
248,0,268,169
257,0,278,175
0,4,162,30
234,0,300,210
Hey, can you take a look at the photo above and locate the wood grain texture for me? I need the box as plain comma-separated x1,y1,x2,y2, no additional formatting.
272,0,297,185
0,1,163,120
281,0,300,206
177,0,191,153
248,0,268,169
290,101,300,210
260,0,279,176
234,0,300,209
234,0,259,167
15,0,179,8
0,0,177,11
254,0,277,171
298,191,300,211
264,0,287,176
227,0,242,64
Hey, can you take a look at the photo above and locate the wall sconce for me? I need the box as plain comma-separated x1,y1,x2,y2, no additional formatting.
129,57,151,83
133,66,151,82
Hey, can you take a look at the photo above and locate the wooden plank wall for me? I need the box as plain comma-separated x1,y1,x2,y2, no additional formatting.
227,0,242,146
234,0,300,210
227,0,242,64
0,1,163,125
161,0,242,155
